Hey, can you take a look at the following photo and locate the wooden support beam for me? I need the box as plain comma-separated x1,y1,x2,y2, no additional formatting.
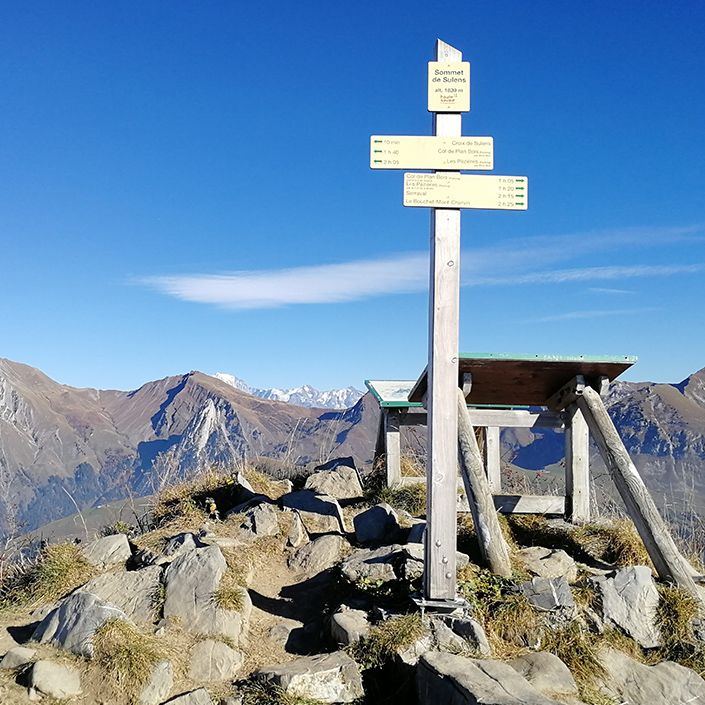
457,388,512,577
374,410,386,465
546,375,585,411
385,410,401,487
397,408,566,429
484,426,501,493
565,404,590,523
493,494,566,515
577,385,701,598
424,39,462,601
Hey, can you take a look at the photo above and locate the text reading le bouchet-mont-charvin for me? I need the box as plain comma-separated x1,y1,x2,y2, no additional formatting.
428,61,470,112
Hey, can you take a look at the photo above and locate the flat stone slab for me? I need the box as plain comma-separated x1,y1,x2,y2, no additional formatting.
164,688,214,705
256,651,363,704
591,566,661,648
510,652,579,699
0,646,36,669
305,465,363,500
139,660,174,705
418,652,565,705
518,546,578,583
288,534,347,576
280,491,345,535
188,639,243,682
521,576,575,612
340,545,404,585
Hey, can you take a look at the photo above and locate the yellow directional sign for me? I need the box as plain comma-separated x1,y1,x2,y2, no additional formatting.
403,173,528,210
428,61,470,112
370,136,493,170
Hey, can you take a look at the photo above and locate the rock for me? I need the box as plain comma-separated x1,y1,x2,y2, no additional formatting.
162,533,204,561
521,576,575,612
397,634,434,665
286,511,308,548
305,464,363,500
510,652,579,699
224,495,269,519
353,503,401,545
268,623,294,646
518,546,578,583
81,533,131,568
591,566,661,648
407,521,426,544
0,646,36,669
188,639,243,682
280,491,345,535
340,545,404,585
238,502,280,538
430,615,490,656
417,652,562,705
163,545,251,645
82,565,163,624
600,647,705,704
289,534,347,575
0,626,18,655
330,607,370,646
29,660,82,700
256,651,363,703
139,660,174,705
403,543,469,582
32,591,129,658
164,688,214,705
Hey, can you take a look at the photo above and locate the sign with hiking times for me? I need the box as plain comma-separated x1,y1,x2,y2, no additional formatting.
403,172,528,210
428,61,470,112
370,136,493,170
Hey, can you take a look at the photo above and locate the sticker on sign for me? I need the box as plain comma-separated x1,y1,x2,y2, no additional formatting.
403,173,528,210
370,136,493,170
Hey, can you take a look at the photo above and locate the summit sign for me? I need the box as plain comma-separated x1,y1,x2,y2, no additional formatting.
428,61,470,112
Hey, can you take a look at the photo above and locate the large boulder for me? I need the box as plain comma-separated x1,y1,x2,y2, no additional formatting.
353,503,401,545
81,534,131,568
510,652,580,702
417,652,564,705
163,545,251,645
188,639,243,682
600,647,705,704
517,547,578,583
340,545,404,585
29,660,82,700
81,565,163,624
288,535,347,576
237,501,280,539
280,491,345,535
305,464,363,500
32,591,129,658
256,651,363,704
591,566,661,648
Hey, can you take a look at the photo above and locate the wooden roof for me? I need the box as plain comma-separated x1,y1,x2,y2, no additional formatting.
407,352,637,407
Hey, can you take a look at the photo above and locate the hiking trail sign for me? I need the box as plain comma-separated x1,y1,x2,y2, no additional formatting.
369,39,529,606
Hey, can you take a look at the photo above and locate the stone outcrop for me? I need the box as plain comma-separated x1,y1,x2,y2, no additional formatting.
81,534,132,568
353,503,401,545
28,660,82,700
280,491,346,535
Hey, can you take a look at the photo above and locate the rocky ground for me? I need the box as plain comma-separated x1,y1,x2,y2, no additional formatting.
1,460,705,704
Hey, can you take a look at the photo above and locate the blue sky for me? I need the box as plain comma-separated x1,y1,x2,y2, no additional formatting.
1,1,704,392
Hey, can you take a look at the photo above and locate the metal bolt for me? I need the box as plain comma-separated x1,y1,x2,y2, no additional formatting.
435,540,442,547
442,556,448,564
451,356,457,364
445,572,453,579
447,260,454,267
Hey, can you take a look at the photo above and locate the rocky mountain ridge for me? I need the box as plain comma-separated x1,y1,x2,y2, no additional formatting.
211,372,363,409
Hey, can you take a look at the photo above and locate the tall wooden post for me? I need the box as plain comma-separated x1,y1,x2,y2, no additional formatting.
565,405,590,523
424,39,462,601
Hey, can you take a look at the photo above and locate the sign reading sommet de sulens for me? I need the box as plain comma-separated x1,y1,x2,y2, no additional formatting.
370,136,493,170
403,172,528,210
428,61,470,112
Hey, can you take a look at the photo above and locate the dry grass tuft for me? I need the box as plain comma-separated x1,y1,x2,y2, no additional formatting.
654,585,705,674
0,542,95,609
349,613,427,669
400,455,425,478
364,461,427,516
214,574,247,612
93,618,166,696
243,468,288,499
239,679,325,705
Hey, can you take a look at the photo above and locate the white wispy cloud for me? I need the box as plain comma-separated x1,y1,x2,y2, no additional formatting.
588,287,635,295
139,224,704,309
525,307,662,323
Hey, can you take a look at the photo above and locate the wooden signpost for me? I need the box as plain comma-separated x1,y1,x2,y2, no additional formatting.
370,39,528,605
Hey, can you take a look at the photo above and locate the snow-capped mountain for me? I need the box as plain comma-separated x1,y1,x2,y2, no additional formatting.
212,373,363,410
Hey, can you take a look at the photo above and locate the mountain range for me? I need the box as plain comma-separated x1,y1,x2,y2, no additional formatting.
211,372,363,409
1,356,704,540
